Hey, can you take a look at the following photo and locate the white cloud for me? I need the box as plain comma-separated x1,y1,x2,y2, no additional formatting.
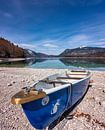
99,38,105,41
69,35,105,48
43,43,58,48
4,12,13,18
20,44,36,50
92,41,105,47
0,11,13,18
40,39,59,48
66,34,104,48
68,34,89,44
73,34,88,41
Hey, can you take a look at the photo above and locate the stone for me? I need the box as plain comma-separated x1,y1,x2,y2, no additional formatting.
101,101,105,108
102,90,105,93
7,83,12,86
21,79,25,82
12,81,16,84
95,97,100,102
99,101,101,106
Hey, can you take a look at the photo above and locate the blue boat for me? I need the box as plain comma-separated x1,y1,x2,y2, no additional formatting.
11,70,91,129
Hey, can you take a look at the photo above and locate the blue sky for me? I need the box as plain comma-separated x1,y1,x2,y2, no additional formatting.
0,0,105,54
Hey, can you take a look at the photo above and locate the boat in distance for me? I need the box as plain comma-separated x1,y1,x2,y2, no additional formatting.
11,70,91,129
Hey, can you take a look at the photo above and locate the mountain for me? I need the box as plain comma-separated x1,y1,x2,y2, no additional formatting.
59,47,105,57
0,38,48,58
24,49,48,58
1,38,105,58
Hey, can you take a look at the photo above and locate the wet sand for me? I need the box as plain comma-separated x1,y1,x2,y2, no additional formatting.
0,68,105,130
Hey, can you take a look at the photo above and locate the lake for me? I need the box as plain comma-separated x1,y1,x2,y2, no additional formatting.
0,58,105,71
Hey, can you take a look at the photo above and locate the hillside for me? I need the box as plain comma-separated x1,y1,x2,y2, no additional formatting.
0,38,48,58
23,49,48,58
0,38,25,58
1,38,105,58
59,47,105,57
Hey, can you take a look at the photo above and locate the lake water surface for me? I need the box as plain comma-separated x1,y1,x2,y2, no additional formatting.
0,58,105,71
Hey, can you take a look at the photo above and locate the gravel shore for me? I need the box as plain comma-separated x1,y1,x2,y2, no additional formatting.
0,68,105,130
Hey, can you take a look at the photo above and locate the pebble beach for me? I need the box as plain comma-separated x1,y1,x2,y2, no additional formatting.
0,68,105,130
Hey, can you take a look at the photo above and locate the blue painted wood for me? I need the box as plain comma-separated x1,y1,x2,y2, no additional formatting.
22,76,90,129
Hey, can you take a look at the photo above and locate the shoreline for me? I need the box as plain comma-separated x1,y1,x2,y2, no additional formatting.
0,57,33,63
0,67,105,72
0,68,105,130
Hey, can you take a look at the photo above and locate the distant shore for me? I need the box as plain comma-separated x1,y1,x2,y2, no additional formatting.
0,67,105,130
0,57,34,63
0,56,105,62
58,56,105,59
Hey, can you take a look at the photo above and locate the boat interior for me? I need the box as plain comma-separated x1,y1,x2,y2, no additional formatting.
11,70,90,105
35,70,90,90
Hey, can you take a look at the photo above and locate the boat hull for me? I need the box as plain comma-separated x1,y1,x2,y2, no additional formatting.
22,76,90,129
22,88,68,129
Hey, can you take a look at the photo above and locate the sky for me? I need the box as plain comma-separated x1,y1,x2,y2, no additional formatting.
0,0,105,54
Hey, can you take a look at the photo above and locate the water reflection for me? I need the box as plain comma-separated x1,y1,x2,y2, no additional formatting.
0,58,47,67
59,58,105,68
0,57,105,69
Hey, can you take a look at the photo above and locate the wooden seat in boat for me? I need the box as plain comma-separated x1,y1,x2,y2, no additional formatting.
64,71,88,79
67,73,88,75
57,76,82,80
40,79,70,85
71,70,86,72
68,70,88,75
